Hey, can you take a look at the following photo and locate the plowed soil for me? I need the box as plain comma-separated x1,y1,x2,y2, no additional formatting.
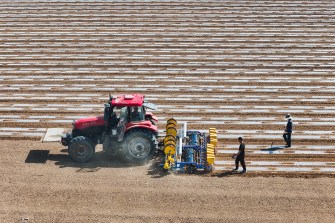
1,0,335,222
0,140,334,223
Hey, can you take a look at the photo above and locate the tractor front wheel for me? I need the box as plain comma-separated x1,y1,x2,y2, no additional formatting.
120,129,157,164
68,136,95,163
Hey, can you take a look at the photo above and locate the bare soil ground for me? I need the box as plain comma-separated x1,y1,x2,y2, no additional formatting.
1,0,335,222
1,140,334,223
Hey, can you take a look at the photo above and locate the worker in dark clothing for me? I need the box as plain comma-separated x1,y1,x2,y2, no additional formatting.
283,114,293,147
103,102,119,131
130,106,143,122
233,137,246,173
103,103,111,131
110,112,119,128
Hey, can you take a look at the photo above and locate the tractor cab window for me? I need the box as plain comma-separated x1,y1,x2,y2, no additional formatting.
130,106,144,122
110,107,128,140
110,107,127,125
119,107,129,121
109,111,119,128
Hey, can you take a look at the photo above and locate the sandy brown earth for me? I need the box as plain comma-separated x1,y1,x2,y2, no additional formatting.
0,140,334,223
0,1,335,222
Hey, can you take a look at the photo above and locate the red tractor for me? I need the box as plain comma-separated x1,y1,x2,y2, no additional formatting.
61,94,159,163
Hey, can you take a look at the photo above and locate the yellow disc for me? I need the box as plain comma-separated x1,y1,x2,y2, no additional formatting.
165,138,176,144
164,144,176,155
209,135,217,140
166,123,177,129
210,136,217,141
207,158,215,165
164,139,176,147
207,147,214,152
167,118,177,126
207,145,214,150
164,135,176,144
210,140,218,146
166,127,177,137
207,143,214,148
209,133,217,137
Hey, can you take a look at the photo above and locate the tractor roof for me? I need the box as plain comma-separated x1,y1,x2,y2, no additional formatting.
111,94,144,107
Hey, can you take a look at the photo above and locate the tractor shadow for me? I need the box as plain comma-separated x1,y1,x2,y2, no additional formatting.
25,149,142,170
50,151,141,169
25,150,50,164
25,149,207,178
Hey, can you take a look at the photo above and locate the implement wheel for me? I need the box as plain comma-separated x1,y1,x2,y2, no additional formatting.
186,164,197,174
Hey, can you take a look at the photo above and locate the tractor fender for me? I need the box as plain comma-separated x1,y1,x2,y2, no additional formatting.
145,112,158,123
120,125,158,141
126,121,158,133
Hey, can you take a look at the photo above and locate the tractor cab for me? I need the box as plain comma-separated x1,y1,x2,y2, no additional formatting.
104,94,158,133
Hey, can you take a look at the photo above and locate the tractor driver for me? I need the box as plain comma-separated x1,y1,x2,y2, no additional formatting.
104,104,119,131
110,112,119,128
130,106,143,122
103,103,111,131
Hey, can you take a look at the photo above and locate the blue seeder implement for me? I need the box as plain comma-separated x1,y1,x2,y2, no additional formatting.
161,119,217,173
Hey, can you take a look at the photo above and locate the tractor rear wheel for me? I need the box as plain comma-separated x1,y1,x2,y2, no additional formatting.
120,129,157,164
68,136,95,163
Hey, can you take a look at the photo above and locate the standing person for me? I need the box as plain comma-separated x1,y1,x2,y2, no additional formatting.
233,137,246,173
283,114,293,147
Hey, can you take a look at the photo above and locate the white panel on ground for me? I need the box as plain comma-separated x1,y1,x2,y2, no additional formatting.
42,128,66,142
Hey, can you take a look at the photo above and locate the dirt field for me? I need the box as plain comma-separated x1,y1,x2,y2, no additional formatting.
1,0,335,222
0,140,334,223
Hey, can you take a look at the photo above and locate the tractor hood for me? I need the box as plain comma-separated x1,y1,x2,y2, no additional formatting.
74,116,105,130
